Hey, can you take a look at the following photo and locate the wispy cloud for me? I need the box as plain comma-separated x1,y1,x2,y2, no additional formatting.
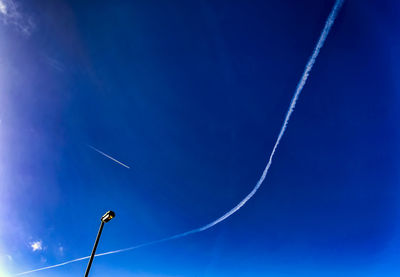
0,0,34,35
0,254,13,262
88,145,130,169
0,1,7,14
15,0,345,275
30,241,43,252
43,55,66,72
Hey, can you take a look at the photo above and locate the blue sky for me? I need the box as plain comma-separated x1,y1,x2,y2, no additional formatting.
0,0,399,276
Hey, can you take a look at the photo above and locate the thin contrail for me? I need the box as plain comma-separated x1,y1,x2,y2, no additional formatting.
15,1,344,275
88,145,130,169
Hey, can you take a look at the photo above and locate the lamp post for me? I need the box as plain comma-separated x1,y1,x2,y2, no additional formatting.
84,211,115,277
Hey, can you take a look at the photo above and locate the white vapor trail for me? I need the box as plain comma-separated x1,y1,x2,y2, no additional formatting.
88,145,130,169
15,0,344,275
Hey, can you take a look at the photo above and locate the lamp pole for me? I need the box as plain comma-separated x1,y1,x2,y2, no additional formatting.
84,211,115,277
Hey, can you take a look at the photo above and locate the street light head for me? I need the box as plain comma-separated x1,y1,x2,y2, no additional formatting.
101,211,115,223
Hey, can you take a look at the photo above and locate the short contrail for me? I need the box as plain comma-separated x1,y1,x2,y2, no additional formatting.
88,145,130,169
15,0,344,275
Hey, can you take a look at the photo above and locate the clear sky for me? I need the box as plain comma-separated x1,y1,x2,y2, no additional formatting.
1,0,399,276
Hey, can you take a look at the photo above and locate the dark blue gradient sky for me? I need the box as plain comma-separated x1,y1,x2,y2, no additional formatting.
1,0,399,276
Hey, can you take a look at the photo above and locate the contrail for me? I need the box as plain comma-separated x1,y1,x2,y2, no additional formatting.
88,145,130,169
15,256,91,276
15,0,344,275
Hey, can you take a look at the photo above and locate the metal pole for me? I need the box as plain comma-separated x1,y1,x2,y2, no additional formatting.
84,221,105,277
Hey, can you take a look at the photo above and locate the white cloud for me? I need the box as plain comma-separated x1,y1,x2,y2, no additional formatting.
0,1,7,14
0,0,34,35
30,241,43,252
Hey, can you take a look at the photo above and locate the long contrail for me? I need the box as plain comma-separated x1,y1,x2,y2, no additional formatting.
15,1,344,275
88,145,130,169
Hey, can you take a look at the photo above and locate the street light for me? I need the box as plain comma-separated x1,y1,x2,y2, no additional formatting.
84,211,115,277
